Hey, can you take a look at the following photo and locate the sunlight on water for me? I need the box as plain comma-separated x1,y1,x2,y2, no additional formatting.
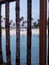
2,33,48,65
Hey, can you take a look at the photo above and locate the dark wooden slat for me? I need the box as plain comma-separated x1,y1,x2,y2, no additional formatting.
5,1,11,65
48,1,49,64
39,0,47,65
27,0,32,65
0,4,3,64
1,62,7,65
48,16,49,65
16,0,20,65
0,0,15,4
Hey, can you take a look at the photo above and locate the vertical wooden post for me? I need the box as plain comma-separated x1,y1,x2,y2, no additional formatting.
0,4,3,64
48,0,49,65
48,17,49,65
5,1,11,65
27,0,32,65
16,0,20,65
40,0,47,65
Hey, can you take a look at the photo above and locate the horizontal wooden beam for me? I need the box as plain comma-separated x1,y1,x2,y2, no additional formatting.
0,0,15,4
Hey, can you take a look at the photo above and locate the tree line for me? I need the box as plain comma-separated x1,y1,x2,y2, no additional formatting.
1,16,48,29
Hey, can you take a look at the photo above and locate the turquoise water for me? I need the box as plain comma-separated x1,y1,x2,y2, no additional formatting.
2,34,48,65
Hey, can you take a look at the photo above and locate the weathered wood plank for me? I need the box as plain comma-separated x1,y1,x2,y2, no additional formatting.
27,0,32,65
0,4,3,64
5,1,11,65
16,0,20,65
48,3,49,65
48,0,49,65
0,0,15,4
1,62,7,65
0,0,4,2
39,0,47,65
48,17,49,65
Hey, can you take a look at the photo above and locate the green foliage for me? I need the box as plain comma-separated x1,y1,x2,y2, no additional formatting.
20,17,24,21
1,16,48,29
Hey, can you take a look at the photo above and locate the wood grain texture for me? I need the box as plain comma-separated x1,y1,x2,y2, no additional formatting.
27,0,32,65
0,0,15,4
16,0,20,65
5,1,11,65
48,17,49,65
0,4,3,64
39,0,47,65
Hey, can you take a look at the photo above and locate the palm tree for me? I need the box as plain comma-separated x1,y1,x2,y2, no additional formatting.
31,18,33,20
3,17,13,28
20,16,24,21
13,22,16,26
37,19,40,26
21,17,33,28
12,22,16,29
33,22,37,27
21,23,23,28
21,20,26,27
22,21,24,26
3,17,6,20
24,20,27,23
9,20,13,28
9,20,12,25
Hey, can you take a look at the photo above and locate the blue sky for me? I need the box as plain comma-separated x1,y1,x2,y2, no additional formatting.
1,0,48,27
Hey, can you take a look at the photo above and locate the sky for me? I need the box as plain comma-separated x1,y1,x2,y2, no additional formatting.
1,0,48,27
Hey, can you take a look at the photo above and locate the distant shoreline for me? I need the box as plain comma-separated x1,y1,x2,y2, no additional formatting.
1,27,48,29
2,28,48,35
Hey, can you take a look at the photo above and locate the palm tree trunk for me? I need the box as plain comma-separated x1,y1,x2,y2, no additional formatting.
40,0,47,65
16,0,20,65
27,0,32,65
5,1,11,65
0,4,3,64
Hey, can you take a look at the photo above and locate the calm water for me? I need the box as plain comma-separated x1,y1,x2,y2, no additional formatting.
2,34,48,65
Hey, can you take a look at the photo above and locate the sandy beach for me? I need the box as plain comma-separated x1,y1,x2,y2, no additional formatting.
2,29,48,35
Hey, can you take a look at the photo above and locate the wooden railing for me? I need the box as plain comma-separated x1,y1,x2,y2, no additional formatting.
0,0,47,65
0,3,3,64
5,1,11,65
